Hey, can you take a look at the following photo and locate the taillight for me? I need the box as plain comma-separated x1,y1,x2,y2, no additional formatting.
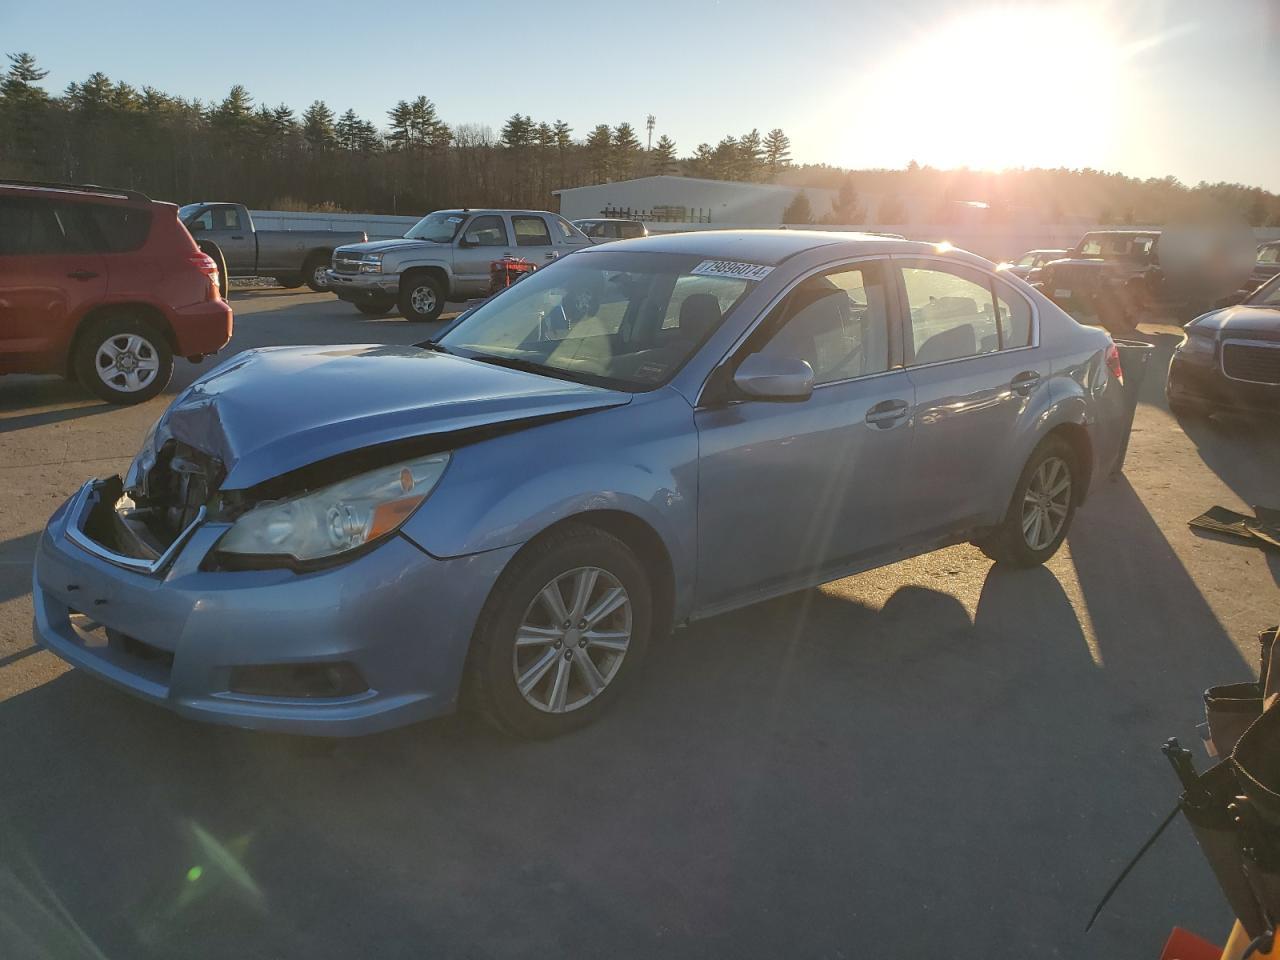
189,253,220,301
1105,342,1124,386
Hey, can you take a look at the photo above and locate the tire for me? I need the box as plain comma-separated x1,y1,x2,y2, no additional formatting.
356,299,394,317
73,314,174,405
274,275,304,289
466,523,652,739
198,240,229,300
303,253,332,292
1168,396,1208,420
975,436,1078,567
398,272,445,322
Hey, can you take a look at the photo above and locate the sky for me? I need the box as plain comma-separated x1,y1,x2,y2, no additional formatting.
3,0,1278,191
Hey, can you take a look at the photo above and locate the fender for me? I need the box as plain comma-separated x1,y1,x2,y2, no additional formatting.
403,389,699,618
388,255,454,277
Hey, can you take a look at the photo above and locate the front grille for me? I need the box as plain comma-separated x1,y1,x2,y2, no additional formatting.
333,254,363,275
1223,342,1280,384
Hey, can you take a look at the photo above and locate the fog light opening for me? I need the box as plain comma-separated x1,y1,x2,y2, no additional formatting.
228,662,368,699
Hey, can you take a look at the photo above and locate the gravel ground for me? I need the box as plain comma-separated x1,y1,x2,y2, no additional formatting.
0,289,1277,959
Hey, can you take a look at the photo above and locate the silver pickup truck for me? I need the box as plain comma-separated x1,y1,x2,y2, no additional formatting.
327,209,591,321
179,202,368,294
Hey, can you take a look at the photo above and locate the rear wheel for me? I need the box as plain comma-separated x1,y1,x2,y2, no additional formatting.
467,524,652,738
398,272,445,322
274,274,304,289
304,254,331,292
356,299,394,316
975,437,1078,567
73,314,173,405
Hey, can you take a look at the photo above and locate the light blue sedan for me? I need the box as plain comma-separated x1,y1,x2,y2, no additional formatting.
33,231,1130,738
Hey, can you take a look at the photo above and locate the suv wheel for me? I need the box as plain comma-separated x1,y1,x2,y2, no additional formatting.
304,254,331,292
974,436,1078,567
398,273,445,322
467,524,652,738
74,314,174,405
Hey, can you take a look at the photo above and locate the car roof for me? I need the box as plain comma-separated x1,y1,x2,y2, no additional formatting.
1081,229,1160,238
575,229,969,267
0,180,149,205
436,209,561,217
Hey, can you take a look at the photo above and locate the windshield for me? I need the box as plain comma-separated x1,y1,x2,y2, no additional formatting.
177,203,202,223
437,252,756,390
1248,273,1280,307
406,211,466,243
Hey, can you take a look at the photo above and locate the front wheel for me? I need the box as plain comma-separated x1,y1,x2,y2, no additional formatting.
304,254,331,292
974,437,1078,567
398,273,445,322
467,524,652,738
73,314,174,405
356,298,395,316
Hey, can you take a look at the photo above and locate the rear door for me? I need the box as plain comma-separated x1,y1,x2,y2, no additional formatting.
694,258,916,609
892,257,1050,539
511,214,559,266
452,214,515,296
0,195,107,374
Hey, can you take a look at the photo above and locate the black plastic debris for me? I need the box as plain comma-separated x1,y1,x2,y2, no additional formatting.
1189,505,1280,551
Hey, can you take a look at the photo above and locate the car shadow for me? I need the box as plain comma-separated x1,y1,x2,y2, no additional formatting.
0,530,41,606
0,378,114,434
0,541,1242,958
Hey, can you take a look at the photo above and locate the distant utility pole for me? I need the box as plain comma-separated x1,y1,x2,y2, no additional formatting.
646,114,656,151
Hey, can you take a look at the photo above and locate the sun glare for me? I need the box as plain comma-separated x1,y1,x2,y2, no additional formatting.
845,5,1126,171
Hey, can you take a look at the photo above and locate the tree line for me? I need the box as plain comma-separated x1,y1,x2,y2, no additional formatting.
0,53,792,215
2,51,1277,227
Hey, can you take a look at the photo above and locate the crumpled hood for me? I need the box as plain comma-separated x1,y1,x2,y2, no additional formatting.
134,345,630,491
336,237,441,256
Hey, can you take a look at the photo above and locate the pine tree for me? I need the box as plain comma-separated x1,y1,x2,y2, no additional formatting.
687,143,715,178
612,122,641,179
782,190,813,224
302,100,336,151
585,123,613,182
738,129,764,181
650,134,677,176
764,128,791,178
0,52,51,170
501,113,534,148
711,136,739,180
552,120,572,150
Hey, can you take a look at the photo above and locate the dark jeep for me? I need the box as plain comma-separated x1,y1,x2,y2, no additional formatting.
1033,230,1166,331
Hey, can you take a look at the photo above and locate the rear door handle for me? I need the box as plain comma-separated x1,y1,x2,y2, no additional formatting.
865,398,910,428
66,270,99,281
1011,371,1042,395
230,235,245,240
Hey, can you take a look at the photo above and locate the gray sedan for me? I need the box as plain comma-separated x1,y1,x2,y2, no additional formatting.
33,231,1130,738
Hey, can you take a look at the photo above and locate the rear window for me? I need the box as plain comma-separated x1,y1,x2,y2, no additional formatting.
0,196,151,255
83,203,152,252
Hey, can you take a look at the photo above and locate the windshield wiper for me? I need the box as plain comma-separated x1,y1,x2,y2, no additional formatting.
420,341,454,354
466,353,553,375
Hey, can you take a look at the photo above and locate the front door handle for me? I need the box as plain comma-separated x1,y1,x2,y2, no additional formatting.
1011,370,1042,395
865,398,910,428
230,235,245,240
66,270,99,281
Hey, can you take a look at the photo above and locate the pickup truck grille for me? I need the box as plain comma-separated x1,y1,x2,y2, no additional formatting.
1223,342,1280,385
332,253,364,275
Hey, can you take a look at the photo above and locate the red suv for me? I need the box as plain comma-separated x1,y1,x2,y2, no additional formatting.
0,180,232,404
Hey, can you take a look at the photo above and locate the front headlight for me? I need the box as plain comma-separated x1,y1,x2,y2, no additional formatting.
216,453,450,565
359,253,384,274
1178,326,1216,358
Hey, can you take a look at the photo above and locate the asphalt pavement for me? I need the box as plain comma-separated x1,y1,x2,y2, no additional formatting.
1,289,1278,959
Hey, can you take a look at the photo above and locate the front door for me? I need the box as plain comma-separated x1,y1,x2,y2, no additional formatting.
453,214,516,297
893,257,1052,539
694,258,916,611
0,195,107,374
511,214,559,268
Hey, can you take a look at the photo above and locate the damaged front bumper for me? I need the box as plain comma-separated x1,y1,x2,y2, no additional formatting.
33,478,516,736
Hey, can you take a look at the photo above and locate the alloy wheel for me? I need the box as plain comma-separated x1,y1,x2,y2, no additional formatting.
95,334,160,394
1021,456,1071,551
512,566,632,714
312,264,330,288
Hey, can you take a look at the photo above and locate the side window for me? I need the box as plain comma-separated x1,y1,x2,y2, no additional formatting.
1259,245,1279,265
0,197,68,255
215,206,241,231
463,214,508,246
512,216,552,246
1079,237,1103,256
76,203,152,253
662,275,751,331
620,222,645,239
1015,254,1036,268
994,279,1032,348
901,265,1000,364
754,261,891,384
187,208,214,232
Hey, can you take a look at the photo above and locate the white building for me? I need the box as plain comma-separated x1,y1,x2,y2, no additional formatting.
553,176,837,229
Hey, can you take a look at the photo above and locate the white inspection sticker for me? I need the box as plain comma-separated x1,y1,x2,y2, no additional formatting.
690,259,774,282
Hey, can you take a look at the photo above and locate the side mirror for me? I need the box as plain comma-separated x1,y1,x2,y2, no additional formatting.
732,353,814,402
